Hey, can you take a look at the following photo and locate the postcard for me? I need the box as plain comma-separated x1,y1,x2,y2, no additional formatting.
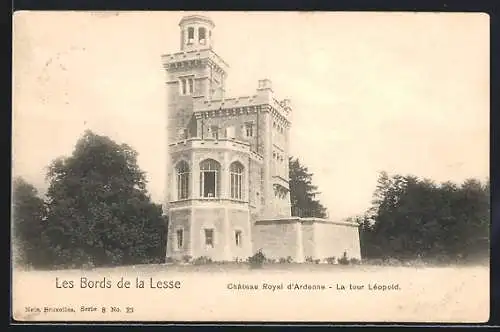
12,11,490,323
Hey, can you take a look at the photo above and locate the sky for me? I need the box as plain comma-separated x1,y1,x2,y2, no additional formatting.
12,11,489,220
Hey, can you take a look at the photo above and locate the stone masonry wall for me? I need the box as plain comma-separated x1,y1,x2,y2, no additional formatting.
301,221,315,260
227,208,253,260
192,207,226,260
313,222,361,261
253,220,300,261
167,209,191,259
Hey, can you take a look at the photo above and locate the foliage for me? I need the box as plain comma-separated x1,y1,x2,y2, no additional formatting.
181,255,193,264
41,130,167,269
248,249,266,268
192,256,212,265
289,157,327,218
12,177,49,268
357,171,489,263
325,256,336,264
338,251,349,265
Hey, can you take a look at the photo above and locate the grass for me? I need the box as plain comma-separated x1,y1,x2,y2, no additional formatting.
50,257,488,275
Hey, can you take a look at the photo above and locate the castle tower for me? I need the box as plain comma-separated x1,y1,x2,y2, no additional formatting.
162,15,253,262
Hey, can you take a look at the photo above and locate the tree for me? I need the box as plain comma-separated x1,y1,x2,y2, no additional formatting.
43,130,166,268
288,157,327,218
12,177,48,268
359,172,490,262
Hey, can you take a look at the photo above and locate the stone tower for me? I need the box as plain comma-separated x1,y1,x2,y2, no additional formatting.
162,14,361,264
162,15,255,261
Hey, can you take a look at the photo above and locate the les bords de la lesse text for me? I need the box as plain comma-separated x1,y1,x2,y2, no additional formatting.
55,277,400,292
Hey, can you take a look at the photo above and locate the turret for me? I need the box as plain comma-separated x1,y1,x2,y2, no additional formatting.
179,15,215,52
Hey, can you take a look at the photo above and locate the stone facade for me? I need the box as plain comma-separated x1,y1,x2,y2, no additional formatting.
163,15,361,263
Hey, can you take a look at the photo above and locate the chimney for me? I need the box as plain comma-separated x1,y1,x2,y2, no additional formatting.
282,99,291,109
257,79,273,92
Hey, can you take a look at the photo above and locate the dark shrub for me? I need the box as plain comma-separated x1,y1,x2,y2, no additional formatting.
248,250,266,269
182,255,192,263
193,256,212,265
338,251,349,265
325,256,336,264
165,256,177,264
349,258,360,265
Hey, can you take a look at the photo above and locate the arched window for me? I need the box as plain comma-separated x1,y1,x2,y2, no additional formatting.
176,160,190,200
230,161,244,200
187,27,194,43
199,27,206,44
199,159,221,198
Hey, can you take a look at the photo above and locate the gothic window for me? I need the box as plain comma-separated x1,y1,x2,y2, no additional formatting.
204,229,214,248
199,159,221,198
235,230,242,247
230,161,244,200
176,229,184,249
199,27,206,44
176,160,190,200
245,122,254,137
187,27,194,43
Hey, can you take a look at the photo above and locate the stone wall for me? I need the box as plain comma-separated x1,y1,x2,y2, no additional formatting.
253,219,301,261
191,207,226,260
167,209,191,259
301,221,315,260
227,208,253,260
313,221,361,261
253,218,361,263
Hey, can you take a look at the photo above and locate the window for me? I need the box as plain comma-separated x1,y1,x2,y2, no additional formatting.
176,160,190,200
179,78,194,96
180,79,187,95
187,27,194,43
209,125,219,139
230,161,244,200
204,229,214,248
188,78,194,94
245,122,254,137
226,126,235,139
199,27,206,44
176,229,184,249
235,230,242,247
199,159,221,198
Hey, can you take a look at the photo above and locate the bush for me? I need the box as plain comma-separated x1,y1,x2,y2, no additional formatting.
265,258,277,264
279,257,287,264
349,258,361,265
286,256,293,263
165,256,178,264
325,256,336,264
248,250,266,269
338,251,349,265
383,258,402,266
305,256,314,263
314,259,321,264
182,255,192,264
193,256,213,265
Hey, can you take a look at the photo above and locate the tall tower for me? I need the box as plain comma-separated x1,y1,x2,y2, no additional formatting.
162,15,253,262
162,15,228,145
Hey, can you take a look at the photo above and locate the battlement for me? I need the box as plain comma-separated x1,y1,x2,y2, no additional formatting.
169,138,264,162
162,48,229,71
192,80,292,120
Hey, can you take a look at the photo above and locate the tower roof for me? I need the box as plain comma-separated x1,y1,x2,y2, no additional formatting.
179,15,215,29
